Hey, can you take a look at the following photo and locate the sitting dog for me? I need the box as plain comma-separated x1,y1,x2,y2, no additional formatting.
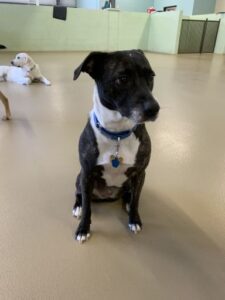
0,90,11,120
0,53,51,85
73,50,160,243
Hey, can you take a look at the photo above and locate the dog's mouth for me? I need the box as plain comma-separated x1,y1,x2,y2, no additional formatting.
147,112,160,122
130,110,160,124
129,101,160,124
144,102,160,122
130,114,159,125
11,61,22,68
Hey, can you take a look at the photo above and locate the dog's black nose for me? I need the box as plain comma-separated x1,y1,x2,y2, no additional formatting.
144,100,160,120
11,61,14,65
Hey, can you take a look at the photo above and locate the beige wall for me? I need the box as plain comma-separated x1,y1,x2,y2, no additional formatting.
215,0,225,12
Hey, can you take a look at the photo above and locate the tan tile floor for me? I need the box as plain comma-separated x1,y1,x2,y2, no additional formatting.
0,52,225,300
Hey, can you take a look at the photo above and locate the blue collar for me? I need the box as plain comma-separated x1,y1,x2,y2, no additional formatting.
93,112,135,141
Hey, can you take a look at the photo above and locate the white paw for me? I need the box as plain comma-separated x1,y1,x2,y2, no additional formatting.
76,233,91,244
128,224,142,234
72,206,82,219
45,80,51,86
23,78,32,85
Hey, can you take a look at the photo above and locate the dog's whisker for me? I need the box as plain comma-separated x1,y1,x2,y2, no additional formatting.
159,106,171,110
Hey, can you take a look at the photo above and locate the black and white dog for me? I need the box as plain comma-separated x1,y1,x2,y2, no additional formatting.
73,50,160,243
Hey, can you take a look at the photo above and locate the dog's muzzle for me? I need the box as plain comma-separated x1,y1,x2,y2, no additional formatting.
142,99,160,122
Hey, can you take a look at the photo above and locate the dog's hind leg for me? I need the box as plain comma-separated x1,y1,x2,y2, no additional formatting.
16,77,32,85
72,173,82,219
38,76,51,86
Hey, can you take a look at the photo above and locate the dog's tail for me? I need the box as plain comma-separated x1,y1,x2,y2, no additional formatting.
0,45,6,49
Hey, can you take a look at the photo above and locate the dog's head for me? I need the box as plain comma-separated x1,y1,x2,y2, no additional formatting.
11,53,34,68
74,50,160,123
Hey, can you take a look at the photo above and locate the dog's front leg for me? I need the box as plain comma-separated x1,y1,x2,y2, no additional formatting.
0,91,11,120
128,171,146,234
75,171,93,243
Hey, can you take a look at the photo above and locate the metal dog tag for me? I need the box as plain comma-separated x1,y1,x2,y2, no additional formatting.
110,137,123,168
110,155,123,168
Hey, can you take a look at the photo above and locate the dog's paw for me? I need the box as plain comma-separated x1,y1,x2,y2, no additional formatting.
2,115,11,121
76,232,91,243
75,227,91,244
128,223,142,234
75,222,91,244
44,80,51,86
72,206,82,219
23,78,32,85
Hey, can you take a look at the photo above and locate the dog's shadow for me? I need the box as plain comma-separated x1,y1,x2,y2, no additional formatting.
90,188,225,298
1,117,35,137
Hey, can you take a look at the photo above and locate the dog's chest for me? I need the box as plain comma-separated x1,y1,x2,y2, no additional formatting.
94,131,140,187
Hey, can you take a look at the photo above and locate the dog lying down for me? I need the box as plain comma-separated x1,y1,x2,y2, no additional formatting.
0,90,11,120
0,53,51,85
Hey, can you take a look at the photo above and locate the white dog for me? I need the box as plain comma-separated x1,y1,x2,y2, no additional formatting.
0,53,51,86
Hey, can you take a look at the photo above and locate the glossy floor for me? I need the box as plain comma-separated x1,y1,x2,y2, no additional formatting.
0,52,225,300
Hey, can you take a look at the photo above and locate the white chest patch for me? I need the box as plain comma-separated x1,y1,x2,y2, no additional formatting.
101,164,129,187
90,117,140,188
92,124,140,167
90,87,140,188
92,130,140,187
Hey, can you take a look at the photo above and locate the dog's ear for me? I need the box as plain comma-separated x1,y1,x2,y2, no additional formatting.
73,52,108,80
26,55,34,66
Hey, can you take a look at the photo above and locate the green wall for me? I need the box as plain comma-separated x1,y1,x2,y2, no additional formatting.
0,4,150,51
0,3,182,54
214,18,225,54
118,12,150,50
148,11,183,54
0,5,108,51
187,14,221,20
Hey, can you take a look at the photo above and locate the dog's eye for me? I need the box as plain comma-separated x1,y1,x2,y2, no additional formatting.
115,75,128,85
17,56,20,59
